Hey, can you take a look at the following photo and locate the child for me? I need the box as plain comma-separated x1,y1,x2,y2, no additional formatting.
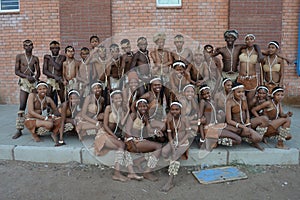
76,47,91,98
130,37,151,83
105,44,124,90
120,39,134,75
63,46,79,93
161,102,192,192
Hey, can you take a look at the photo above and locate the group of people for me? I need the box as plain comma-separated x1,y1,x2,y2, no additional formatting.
12,30,293,191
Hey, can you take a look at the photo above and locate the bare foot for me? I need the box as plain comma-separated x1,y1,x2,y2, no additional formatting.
276,141,290,150
112,174,129,182
143,172,158,182
161,182,174,192
51,133,58,144
12,131,22,139
33,135,41,142
262,137,268,144
127,173,143,181
133,159,143,172
251,143,264,151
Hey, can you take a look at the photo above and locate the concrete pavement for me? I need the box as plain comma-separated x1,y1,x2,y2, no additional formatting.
0,104,299,166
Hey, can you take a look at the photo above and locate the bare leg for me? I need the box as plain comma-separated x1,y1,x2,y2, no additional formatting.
13,91,29,139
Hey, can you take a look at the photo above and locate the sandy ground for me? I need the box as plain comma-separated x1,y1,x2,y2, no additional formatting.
0,160,299,200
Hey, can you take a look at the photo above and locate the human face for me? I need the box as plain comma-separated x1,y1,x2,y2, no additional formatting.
268,44,278,56
224,80,232,93
225,35,236,46
245,36,255,48
128,78,139,91
201,89,211,100
92,85,102,96
90,38,100,49
174,65,185,76
138,40,148,51
257,89,268,101
37,85,48,97
112,93,123,106
122,45,131,54
174,40,184,50
137,102,148,115
151,81,162,93
170,105,181,118
184,87,195,100
66,48,75,59
110,49,120,59
204,46,213,54
69,94,80,106
156,38,165,50
193,53,204,64
50,46,60,56
98,48,107,59
23,43,33,53
80,51,89,60
233,88,245,100
273,91,284,103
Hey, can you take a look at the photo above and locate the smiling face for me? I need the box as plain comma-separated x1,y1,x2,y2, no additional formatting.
92,84,102,96
170,105,181,118
233,87,245,101
201,89,211,100
137,102,148,115
224,80,233,94
184,86,195,100
111,93,123,106
37,85,48,98
257,89,268,101
151,80,162,94
128,78,139,91
225,35,236,46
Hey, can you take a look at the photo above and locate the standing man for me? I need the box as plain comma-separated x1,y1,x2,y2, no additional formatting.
13,39,40,139
43,41,66,105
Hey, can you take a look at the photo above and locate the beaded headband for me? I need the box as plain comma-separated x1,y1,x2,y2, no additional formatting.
135,99,148,107
222,78,231,87
91,82,103,89
271,88,284,96
232,85,244,91
268,41,280,49
68,90,80,97
172,61,186,68
36,82,48,89
170,102,182,108
244,34,255,41
110,90,122,97
150,77,161,84
183,84,195,92
199,86,210,93
256,86,269,93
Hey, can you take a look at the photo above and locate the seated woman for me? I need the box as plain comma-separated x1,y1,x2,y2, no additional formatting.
161,101,193,192
140,77,168,139
124,99,163,181
94,90,143,181
169,61,191,100
198,85,241,150
76,81,104,141
24,81,61,145
248,85,270,116
122,70,145,113
178,84,199,131
225,82,264,150
251,87,292,149
214,78,233,122
58,89,81,146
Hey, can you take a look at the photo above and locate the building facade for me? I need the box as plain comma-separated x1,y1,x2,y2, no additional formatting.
0,0,299,104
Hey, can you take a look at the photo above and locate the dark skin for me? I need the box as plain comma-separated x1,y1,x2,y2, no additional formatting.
13,42,41,139
43,46,66,104
212,35,263,73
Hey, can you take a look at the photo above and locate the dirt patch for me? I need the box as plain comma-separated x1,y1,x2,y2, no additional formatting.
0,160,299,200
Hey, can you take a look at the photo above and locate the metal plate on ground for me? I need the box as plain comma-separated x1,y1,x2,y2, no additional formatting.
192,166,248,184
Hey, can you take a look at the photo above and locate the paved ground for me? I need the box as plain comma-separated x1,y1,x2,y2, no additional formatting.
0,104,299,166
